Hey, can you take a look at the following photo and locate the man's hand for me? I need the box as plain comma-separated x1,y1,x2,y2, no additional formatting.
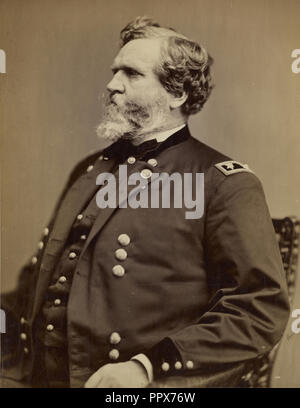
84,360,150,388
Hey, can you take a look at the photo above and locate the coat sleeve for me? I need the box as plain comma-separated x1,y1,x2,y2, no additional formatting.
145,170,290,380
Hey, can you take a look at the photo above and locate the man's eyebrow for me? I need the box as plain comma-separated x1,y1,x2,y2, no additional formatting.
110,64,143,73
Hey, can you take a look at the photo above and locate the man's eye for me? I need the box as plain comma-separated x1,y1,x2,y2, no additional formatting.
125,69,140,77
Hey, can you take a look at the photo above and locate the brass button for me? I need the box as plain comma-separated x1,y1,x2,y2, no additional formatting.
54,299,61,306
115,248,127,261
98,155,104,161
77,214,83,220
112,265,125,277
103,156,109,161
23,347,29,354
118,234,130,246
110,332,121,345
44,227,49,236
46,324,54,332
161,362,170,372
141,169,152,179
127,156,136,164
58,276,67,283
31,256,38,265
20,333,27,341
186,360,194,369
109,349,120,360
175,361,182,370
20,317,26,325
37,241,44,250
147,158,158,167
69,252,77,259
86,165,94,172
80,235,87,240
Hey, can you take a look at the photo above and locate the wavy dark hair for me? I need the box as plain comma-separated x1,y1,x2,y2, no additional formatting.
120,16,214,116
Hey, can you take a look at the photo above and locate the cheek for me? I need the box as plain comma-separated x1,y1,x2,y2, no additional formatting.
129,78,166,96
129,84,168,106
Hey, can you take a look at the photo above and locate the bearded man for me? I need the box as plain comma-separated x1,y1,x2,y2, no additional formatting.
1,17,289,388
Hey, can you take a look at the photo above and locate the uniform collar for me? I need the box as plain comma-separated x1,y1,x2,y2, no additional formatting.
103,125,189,161
132,123,187,145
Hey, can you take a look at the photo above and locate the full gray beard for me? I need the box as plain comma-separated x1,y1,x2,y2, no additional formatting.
96,97,168,144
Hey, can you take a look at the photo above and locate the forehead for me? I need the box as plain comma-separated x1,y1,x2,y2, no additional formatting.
112,38,163,71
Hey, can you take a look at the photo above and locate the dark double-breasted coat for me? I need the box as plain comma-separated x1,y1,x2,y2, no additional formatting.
1,127,290,387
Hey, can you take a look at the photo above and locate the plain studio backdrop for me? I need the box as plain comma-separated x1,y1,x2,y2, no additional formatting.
0,0,299,387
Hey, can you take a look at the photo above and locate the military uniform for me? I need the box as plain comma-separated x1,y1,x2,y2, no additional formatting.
1,126,290,387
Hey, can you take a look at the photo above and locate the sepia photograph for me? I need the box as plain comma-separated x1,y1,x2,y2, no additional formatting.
0,0,299,390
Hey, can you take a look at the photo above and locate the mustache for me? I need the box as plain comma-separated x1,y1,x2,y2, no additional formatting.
105,93,150,123
108,92,119,106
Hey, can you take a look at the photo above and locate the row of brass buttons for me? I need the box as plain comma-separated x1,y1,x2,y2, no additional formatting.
161,360,194,372
112,233,131,277
32,226,50,265
20,317,29,354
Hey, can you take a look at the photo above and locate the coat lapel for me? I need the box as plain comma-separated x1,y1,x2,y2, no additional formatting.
79,160,160,259
32,156,116,318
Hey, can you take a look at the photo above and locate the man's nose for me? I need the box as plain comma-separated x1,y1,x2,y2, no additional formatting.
106,72,125,93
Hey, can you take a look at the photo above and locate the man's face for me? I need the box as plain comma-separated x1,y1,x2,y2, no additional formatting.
97,38,172,142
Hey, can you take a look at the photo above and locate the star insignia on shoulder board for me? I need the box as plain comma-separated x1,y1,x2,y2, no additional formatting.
214,160,254,176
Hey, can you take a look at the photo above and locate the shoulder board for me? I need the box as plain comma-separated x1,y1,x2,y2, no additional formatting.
214,160,254,176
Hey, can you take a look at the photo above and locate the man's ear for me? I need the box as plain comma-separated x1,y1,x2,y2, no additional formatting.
169,91,188,110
